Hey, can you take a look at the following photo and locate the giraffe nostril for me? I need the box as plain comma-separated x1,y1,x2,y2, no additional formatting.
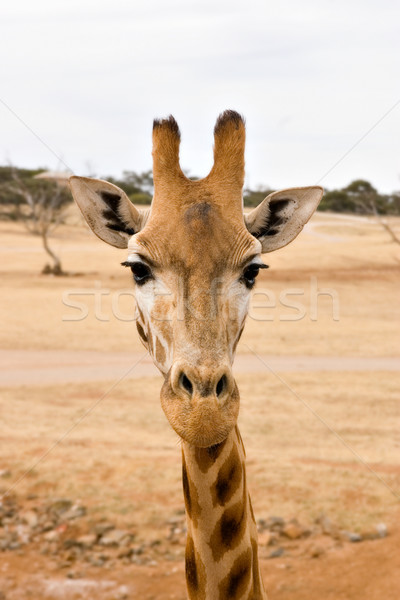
216,375,227,398
180,373,194,396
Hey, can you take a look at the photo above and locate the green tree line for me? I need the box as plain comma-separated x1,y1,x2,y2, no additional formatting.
1,166,399,216
243,179,400,214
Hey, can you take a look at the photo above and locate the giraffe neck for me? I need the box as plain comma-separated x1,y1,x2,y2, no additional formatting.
181,425,267,600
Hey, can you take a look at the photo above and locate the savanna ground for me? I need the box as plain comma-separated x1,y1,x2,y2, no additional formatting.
0,208,399,599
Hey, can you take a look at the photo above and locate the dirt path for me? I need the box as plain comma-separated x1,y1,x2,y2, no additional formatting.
1,525,399,600
0,349,399,387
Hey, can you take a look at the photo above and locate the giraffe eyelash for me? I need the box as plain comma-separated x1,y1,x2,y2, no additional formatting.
121,261,153,285
241,263,269,289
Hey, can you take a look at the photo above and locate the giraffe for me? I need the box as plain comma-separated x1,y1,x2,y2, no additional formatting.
70,110,323,599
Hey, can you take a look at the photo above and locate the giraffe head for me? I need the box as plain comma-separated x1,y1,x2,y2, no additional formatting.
70,111,322,448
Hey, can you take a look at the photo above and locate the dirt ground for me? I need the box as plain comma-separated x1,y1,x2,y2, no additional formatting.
0,210,399,599
1,526,399,600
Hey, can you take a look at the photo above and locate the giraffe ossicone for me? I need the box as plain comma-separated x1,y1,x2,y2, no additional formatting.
70,110,322,598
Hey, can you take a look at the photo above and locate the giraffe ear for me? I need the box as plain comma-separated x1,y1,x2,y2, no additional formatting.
69,176,146,249
245,186,323,252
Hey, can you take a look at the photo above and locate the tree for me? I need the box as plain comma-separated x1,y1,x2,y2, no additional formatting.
0,168,72,274
344,179,400,244
122,170,154,195
106,170,153,204
319,179,400,244
0,166,45,219
319,189,356,213
344,179,381,213
243,186,274,207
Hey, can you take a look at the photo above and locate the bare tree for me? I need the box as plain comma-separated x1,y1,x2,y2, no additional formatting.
4,169,72,274
345,180,400,245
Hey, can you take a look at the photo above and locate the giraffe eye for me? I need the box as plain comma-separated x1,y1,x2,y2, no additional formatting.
122,261,153,285
241,263,268,289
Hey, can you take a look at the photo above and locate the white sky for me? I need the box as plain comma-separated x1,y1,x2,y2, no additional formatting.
1,0,400,193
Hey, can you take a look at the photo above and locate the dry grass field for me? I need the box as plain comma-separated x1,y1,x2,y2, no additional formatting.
0,208,399,599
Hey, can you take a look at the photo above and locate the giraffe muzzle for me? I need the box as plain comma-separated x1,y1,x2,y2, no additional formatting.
160,362,240,448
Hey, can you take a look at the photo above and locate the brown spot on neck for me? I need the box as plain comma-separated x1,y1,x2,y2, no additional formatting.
209,495,247,561
194,439,227,473
211,443,242,506
185,534,207,600
218,548,252,600
182,451,202,527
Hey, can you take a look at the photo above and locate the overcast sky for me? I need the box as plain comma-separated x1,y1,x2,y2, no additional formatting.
1,0,400,192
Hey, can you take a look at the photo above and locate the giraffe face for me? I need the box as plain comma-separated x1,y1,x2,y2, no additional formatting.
124,200,264,447
70,111,323,448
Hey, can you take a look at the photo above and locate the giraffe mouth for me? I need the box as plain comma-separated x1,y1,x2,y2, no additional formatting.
160,377,240,448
